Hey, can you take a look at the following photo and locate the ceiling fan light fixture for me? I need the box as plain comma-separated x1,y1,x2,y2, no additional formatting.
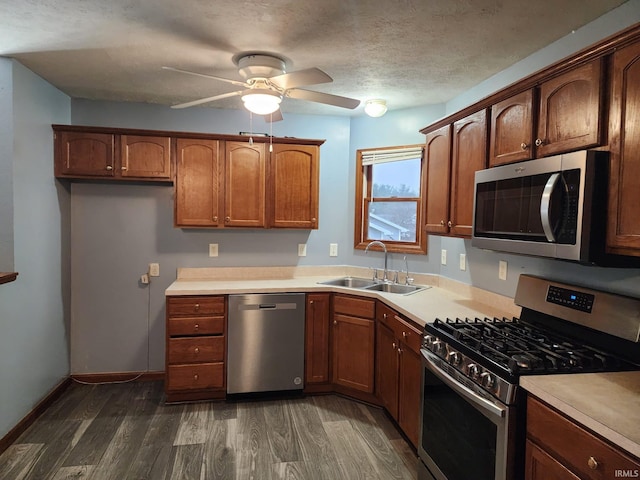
241,89,282,115
364,99,388,117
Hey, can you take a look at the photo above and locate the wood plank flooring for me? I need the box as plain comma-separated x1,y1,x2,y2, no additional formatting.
0,381,420,480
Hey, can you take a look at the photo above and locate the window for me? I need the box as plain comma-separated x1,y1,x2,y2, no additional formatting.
355,144,426,254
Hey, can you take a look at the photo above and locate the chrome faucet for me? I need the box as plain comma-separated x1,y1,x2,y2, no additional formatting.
365,241,388,281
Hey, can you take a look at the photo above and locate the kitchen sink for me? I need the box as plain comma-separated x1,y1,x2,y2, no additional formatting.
318,276,378,288
318,276,429,295
363,282,429,295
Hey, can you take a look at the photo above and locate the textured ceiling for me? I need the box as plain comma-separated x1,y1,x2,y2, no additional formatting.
0,0,628,116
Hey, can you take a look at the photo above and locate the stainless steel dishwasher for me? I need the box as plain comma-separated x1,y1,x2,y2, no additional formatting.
227,293,305,394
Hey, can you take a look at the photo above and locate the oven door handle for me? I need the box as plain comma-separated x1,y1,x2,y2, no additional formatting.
422,350,506,420
540,172,560,242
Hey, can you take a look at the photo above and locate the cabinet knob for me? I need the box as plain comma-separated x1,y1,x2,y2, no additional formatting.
311,218,316,222
106,165,113,171
194,304,200,311
194,347,200,354
309,300,314,304
447,220,452,228
121,166,128,171
535,138,545,147
213,216,218,222
402,331,408,338
520,142,529,150
194,324,199,331
194,374,199,381
333,320,338,325
397,347,402,355
225,216,231,223
383,313,387,319
440,220,445,226
587,456,599,470
392,342,397,349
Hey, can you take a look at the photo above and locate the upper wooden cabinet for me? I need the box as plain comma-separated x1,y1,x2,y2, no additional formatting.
424,110,487,238
224,141,266,228
269,144,319,229
607,39,640,256
489,58,604,166
54,128,171,181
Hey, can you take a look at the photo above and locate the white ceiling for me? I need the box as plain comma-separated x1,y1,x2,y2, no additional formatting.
0,0,628,116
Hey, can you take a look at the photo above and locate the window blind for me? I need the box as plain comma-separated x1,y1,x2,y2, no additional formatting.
361,146,423,166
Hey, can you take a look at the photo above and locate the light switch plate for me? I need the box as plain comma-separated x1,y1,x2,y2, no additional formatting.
441,249,447,265
298,244,307,257
499,260,508,280
209,244,218,257
329,243,338,257
459,253,466,271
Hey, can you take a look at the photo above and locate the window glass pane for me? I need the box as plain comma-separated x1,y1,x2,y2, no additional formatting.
372,158,421,198
367,201,417,242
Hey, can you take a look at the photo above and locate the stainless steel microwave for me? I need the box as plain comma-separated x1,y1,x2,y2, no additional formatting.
472,150,608,263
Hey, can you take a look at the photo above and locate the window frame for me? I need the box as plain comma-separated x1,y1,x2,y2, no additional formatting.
354,144,427,254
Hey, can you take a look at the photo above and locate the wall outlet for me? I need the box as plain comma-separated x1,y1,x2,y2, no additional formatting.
298,243,307,257
329,243,338,257
209,244,218,257
499,260,508,280
441,249,447,265
149,263,160,277
459,253,466,271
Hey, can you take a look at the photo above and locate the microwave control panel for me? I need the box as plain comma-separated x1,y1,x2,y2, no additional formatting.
546,285,594,313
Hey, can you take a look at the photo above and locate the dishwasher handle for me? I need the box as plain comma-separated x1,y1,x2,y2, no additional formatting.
239,302,299,311
259,304,277,309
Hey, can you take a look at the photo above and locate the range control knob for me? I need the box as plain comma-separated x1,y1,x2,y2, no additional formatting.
432,340,446,356
423,335,435,348
480,372,496,389
467,363,480,379
447,351,461,366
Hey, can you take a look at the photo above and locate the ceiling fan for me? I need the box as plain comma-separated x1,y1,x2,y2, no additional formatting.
163,53,360,120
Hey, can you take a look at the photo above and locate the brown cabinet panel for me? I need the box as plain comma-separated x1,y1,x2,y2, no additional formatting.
526,396,640,480
607,40,640,255
168,336,225,363
333,294,375,319
424,125,452,235
332,313,375,393
120,135,171,179
490,90,535,166
525,440,581,480
269,144,319,229
305,293,331,384
166,363,224,391
167,296,225,316
376,321,399,418
451,110,488,237
225,141,266,227
536,58,604,157
398,344,421,447
175,138,221,227
56,131,115,177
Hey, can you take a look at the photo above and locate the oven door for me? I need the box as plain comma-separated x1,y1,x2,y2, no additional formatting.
418,349,516,480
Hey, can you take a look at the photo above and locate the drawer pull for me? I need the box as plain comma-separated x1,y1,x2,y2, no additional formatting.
587,456,599,470
194,347,200,354
194,324,199,331
383,313,387,319
333,320,338,325
392,342,397,350
402,331,408,338
194,304,200,311
194,374,199,381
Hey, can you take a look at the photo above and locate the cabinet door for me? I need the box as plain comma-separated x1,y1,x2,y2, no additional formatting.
269,144,319,229
607,40,640,255
536,58,604,157
56,131,115,177
175,138,221,227
225,141,266,227
376,321,399,418
305,293,331,384
120,135,171,179
451,110,488,237
332,313,375,393
424,125,452,235
525,440,581,480
489,90,534,166
398,344,422,447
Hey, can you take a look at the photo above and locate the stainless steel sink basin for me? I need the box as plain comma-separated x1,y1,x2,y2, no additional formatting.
318,276,429,295
363,283,429,295
318,276,377,288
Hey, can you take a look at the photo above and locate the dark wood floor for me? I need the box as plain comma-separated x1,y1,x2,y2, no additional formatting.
0,381,419,479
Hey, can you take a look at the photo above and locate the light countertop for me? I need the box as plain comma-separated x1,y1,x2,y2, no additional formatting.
521,372,640,459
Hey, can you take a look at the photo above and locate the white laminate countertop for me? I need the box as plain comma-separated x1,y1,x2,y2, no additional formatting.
521,372,640,459
165,265,521,327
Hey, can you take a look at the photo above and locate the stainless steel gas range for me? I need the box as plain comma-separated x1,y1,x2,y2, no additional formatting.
417,274,640,480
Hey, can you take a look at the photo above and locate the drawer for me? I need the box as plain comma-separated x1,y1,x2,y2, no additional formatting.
168,336,225,364
376,302,397,327
333,294,375,318
394,316,422,354
527,396,640,479
168,316,224,336
166,363,224,391
167,296,225,316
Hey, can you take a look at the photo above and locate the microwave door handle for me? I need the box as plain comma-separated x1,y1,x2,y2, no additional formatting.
422,350,506,420
540,173,561,242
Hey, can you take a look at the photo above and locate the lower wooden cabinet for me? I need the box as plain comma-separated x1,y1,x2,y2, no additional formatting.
525,396,640,480
304,293,331,385
165,295,226,402
376,301,422,446
332,295,375,394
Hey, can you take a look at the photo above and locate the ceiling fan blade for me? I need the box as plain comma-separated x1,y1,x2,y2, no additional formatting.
171,90,243,109
262,109,284,123
286,89,361,109
162,66,248,87
269,68,332,90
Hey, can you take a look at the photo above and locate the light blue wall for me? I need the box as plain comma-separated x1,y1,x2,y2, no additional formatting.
0,61,71,439
0,58,14,271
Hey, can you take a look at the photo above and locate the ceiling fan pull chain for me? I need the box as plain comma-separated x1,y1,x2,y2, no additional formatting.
249,112,254,146
269,114,273,152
